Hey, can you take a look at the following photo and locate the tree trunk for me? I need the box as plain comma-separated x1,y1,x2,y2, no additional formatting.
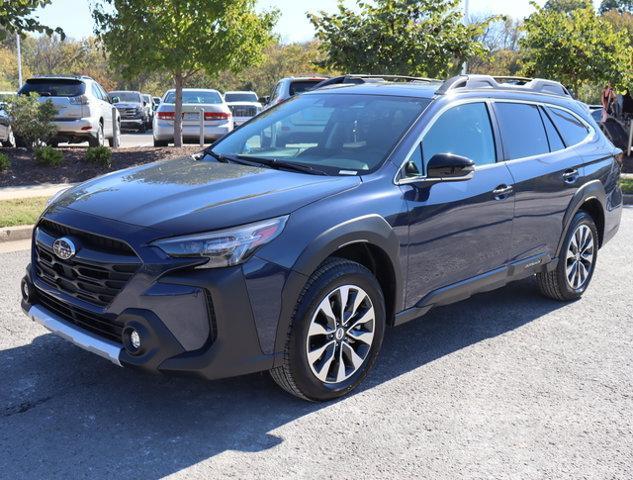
174,72,183,148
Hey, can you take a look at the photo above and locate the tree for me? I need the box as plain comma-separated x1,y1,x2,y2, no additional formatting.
599,0,633,14
520,5,633,94
308,0,497,79
93,0,278,147
0,0,63,40
543,0,592,12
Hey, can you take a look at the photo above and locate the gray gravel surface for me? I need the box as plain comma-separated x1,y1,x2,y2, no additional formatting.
1,209,632,479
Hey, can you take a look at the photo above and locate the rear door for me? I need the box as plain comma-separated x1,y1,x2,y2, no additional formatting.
494,101,591,263
92,82,113,136
401,101,515,308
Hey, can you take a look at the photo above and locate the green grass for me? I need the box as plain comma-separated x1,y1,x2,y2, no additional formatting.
0,196,48,228
622,177,633,194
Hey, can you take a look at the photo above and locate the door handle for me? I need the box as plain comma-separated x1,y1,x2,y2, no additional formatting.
562,169,579,183
492,185,513,199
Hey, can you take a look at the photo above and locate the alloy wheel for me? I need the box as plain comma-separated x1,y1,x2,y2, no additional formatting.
305,285,375,384
565,224,595,290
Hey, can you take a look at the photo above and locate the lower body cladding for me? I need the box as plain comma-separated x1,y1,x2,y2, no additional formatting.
153,120,232,143
21,257,291,380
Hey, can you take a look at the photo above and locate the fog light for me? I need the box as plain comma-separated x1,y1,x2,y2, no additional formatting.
130,329,141,350
21,279,30,301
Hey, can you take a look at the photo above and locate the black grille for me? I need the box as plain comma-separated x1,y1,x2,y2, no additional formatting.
37,289,123,343
34,220,140,307
229,105,257,117
118,107,141,119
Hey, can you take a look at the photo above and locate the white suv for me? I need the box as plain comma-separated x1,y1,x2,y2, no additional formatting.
18,75,120,147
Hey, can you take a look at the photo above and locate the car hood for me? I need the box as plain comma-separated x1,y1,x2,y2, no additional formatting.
52,156,361,234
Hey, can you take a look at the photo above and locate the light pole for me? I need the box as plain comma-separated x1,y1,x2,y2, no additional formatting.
461,0,469,75
16,33,23,89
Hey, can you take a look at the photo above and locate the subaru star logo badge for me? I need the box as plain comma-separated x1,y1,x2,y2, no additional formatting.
52,237,76,260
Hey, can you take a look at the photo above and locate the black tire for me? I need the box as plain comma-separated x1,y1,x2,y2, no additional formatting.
537,211,598,301
153,139,168,147
270,258,386,401
48,140,59,148
138,123,147,133
108,121,120,148
88,123,105,147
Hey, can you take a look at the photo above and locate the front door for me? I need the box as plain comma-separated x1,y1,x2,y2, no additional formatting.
400,101,515,308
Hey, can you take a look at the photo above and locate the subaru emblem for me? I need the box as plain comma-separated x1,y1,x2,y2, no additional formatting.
52,237,76,260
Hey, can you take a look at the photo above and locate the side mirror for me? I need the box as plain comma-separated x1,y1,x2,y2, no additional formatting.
261,96,270,104
426,153,475,181
111,96,120,104
143,101,148,107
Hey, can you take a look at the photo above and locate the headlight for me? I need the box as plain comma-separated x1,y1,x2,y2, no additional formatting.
151,216,288,268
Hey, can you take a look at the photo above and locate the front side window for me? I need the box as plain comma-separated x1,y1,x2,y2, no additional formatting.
495,103,549,160
212,93,430,175
417,102,496,175
545,107,589,147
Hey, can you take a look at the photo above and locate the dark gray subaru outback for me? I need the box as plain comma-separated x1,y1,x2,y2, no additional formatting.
21,75,623,401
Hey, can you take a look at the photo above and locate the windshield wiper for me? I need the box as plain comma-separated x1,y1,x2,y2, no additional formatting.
236,155,328,175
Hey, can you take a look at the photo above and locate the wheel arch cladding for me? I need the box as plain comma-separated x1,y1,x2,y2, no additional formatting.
270,214,404,361
559,180,606,258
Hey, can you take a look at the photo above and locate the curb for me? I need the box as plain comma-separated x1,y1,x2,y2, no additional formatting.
0,225,33,243
624,194,633,206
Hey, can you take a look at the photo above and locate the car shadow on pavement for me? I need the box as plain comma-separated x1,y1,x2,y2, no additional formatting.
0,277,566,479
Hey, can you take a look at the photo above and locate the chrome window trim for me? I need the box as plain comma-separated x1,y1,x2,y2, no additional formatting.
394,97,596,185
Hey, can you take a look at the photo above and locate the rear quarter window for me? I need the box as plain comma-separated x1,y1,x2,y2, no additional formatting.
545,107,590,147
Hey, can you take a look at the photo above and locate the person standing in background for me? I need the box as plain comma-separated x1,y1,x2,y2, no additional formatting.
601,83,616,123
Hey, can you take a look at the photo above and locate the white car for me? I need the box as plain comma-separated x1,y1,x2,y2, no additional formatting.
18,75,119,147
223,91,262,126
153,88,233,146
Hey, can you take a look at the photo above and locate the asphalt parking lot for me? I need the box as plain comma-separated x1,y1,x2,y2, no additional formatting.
1,208,631,479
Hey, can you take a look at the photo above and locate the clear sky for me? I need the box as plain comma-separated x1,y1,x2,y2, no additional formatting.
34,0,603,42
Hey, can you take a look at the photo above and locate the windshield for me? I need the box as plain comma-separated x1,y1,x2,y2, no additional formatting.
164,91,222,104
212,93,430,175
225,92,258,103
20,79,85,97
110,91,142,103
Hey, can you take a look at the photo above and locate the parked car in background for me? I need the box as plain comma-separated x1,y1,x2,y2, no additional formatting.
19,74,623,401
152,96,161,111
0,101,15,147
265,76,328,108
18,75,119,147
110,90,149,133
142,93,153,128
223,91,262,126
153,88,233,146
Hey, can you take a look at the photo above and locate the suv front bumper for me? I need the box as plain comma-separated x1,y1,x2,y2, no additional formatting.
21,209,293,380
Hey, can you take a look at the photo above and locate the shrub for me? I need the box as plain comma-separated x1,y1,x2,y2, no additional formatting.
85,145,112,168
34,146,63,167
0,152,10,172
4,94,56,150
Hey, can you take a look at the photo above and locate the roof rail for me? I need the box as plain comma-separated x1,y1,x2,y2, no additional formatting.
436,74,572,98
311,74,441,91
32,74,95,81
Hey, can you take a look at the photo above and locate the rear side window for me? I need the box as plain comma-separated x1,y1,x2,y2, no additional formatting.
421,102,496,171
495,103,549,160
545,107,589,146
289,80,321,96
539,107,565,152
19,79,85,97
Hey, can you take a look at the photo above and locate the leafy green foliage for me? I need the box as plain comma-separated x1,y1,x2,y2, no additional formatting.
92,0,278,147
520,5,633,92
308,0,497,78
34,146,63,167
599,0,633,14
543,0,592,13
0,0,64,40
0,152,10,172
85,146,112,168
4,95,56,149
